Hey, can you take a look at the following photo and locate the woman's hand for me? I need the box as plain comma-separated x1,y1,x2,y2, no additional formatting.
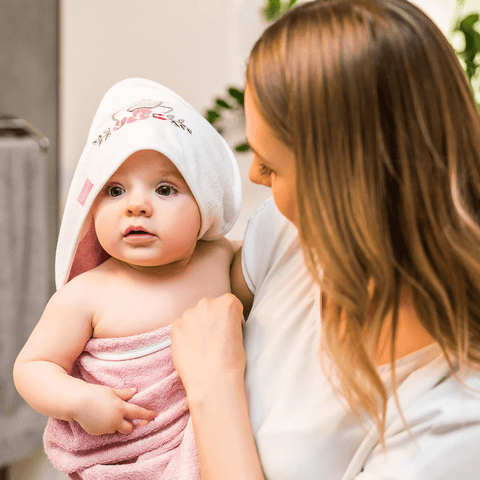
171,293,245,402
171,294,265,479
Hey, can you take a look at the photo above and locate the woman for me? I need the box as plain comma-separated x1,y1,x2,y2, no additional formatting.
171,0,480,478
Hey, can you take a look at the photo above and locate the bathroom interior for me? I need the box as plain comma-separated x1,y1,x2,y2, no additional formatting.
0,0,477,478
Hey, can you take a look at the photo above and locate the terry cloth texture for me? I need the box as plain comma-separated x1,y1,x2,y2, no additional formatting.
55,77,242,289
0,137,50,465
44,326,201,479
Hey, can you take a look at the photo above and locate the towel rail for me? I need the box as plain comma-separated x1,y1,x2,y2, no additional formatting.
0,114,50,152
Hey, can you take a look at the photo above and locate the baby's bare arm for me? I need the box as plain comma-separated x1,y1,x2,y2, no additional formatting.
230,245,254,318
13,275,157,434
193,238,253,315
14,277,96,420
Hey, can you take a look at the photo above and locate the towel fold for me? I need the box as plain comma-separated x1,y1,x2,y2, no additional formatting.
44,326,200,479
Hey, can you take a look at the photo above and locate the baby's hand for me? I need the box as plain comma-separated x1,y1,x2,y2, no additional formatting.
73,384,157,436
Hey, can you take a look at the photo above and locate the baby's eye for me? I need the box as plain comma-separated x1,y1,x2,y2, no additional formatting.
156,184,177,197
106,185,125,197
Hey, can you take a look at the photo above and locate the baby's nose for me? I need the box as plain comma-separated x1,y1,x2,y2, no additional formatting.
126,195,153,216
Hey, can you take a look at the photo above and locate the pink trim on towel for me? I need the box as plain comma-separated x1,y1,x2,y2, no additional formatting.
44,326,200,479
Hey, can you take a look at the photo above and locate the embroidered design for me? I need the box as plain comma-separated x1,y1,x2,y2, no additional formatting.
77,178,94,206
92,99,192,146
166,115,192,134
92,128,111,147
128,100,173,115
112,108,151,131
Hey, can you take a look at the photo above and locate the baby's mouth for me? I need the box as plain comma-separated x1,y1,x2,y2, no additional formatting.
123,227,156,241
126,230,149,236
124,226,153,236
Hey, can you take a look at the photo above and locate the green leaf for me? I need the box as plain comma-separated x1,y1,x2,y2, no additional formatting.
263,0,281,22
460,13,479,30
206,110,220,124
216,99,233,109
458,15,480,49
228,87,244,106
454,11,480,86
235,142,250,152
262,0,298,22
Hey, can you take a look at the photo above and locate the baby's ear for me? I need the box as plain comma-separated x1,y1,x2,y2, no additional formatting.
78,211,93,243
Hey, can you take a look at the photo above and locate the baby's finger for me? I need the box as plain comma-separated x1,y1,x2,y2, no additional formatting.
124,403,158,421
112,387,137,401
116,419,134,435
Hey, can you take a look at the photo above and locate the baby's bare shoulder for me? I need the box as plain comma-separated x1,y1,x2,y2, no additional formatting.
196,237,237,260
187,239,234,294
55,263,113,307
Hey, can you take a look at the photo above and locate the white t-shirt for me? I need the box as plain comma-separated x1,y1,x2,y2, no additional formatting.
241,197,480,480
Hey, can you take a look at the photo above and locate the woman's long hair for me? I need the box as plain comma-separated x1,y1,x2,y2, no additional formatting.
247,0,480,444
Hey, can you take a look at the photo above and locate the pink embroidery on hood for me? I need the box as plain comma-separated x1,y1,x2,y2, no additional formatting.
113,116,128,131
77,178,94,206
92,100,193,146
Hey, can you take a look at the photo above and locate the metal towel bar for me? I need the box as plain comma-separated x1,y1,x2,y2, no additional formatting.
0,114,50,152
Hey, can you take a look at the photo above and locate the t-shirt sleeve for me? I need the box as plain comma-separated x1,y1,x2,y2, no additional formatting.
241,197,294,296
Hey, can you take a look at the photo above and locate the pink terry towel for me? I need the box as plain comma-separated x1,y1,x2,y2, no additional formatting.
43,325,201,479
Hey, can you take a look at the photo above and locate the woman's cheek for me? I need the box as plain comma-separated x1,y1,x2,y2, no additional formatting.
272,180,296,225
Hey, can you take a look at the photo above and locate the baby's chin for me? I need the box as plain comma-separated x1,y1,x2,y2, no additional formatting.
117,256,194,274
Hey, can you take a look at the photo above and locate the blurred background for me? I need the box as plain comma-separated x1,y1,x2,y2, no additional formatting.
0,0,479,478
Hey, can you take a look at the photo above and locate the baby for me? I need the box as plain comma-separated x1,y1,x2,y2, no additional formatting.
13,78,242,479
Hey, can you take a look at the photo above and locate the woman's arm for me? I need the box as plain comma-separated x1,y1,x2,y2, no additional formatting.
171,294,264,479
189,367,264,479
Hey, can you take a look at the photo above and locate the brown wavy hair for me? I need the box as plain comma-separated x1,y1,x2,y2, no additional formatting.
247,0,480,444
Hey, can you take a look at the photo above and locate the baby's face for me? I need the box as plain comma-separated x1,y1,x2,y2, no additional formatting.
91,149,201,270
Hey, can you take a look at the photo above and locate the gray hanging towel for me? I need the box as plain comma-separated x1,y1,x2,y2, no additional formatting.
0,134,50,466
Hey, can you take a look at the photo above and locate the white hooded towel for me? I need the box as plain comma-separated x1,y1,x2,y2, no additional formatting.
55,77,242,289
